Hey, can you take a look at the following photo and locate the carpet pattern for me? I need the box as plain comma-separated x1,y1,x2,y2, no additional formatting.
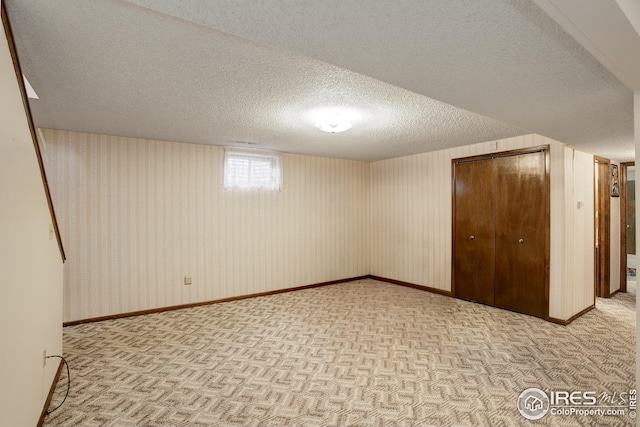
44,279,635,426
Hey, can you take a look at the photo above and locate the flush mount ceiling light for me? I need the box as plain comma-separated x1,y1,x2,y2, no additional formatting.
314,113,352,134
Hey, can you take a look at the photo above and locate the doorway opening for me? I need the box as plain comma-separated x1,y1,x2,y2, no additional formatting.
621,162,636,295
594,156,611,298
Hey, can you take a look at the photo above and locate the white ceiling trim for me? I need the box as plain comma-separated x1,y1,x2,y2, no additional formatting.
532,0,640,91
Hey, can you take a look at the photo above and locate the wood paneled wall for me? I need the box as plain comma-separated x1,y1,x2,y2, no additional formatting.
42,129,370,322
370,135,544,293
370,135,594,321
44,130,594,323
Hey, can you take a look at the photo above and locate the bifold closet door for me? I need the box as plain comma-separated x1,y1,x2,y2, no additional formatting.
494,152,547,318
454,158,495,306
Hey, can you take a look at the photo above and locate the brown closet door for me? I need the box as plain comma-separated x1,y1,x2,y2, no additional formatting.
494,152,546,318
454,159,495,306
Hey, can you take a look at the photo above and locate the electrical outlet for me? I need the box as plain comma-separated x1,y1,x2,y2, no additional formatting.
184,275,192,286
43,349,46,367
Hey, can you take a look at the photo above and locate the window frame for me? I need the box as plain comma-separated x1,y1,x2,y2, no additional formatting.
222,148,283,191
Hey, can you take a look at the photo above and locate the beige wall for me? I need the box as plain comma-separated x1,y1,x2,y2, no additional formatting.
42,129,370,322
370,134,547,290
0,19,64,427
370,134,594,321
45,129,599,323
562,147,595,317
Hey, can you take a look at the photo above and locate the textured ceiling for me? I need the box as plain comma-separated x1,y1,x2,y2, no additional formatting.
4,0,635,161
532,0,640,91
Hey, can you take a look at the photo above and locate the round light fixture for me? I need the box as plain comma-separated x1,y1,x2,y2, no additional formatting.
314,113,353,133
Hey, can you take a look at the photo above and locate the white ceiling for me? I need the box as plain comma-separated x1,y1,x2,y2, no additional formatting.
532,0,640,91
4,0,637,162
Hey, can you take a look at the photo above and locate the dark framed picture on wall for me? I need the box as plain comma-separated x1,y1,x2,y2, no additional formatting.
611,164,620,197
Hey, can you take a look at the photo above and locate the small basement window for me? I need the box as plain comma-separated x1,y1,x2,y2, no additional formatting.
223,148,282,191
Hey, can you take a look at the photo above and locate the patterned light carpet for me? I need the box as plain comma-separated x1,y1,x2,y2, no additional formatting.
44,279,635,427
